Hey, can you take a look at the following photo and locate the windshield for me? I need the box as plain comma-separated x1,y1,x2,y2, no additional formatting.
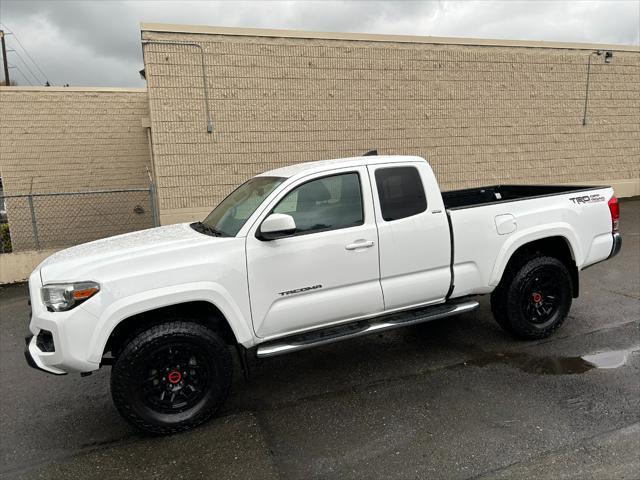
198,176,285,237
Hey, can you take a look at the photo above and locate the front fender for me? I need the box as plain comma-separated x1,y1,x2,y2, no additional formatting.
488,223,581,287
86,281,255,364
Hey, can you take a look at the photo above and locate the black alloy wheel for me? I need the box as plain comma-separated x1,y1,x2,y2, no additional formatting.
141,344,211,414
520,268,563,327
111,321,233,435
491,255,573,340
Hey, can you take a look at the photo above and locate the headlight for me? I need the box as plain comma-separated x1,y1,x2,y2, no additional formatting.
41,281,100,312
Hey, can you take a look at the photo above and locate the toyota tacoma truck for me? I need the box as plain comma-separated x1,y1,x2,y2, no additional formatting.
25,155,622,434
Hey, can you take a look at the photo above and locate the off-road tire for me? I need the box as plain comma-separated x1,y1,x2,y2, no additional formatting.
110,321,232,435
491,255,573,340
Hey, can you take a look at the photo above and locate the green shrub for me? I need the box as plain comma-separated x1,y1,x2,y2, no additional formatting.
1,224,12,253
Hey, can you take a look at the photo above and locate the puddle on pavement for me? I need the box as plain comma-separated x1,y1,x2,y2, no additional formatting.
468,346,640,375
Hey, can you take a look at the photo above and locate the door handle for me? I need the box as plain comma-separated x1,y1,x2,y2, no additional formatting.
345,240,375,250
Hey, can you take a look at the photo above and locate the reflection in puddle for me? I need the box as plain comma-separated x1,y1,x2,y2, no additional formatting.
469,346,639,375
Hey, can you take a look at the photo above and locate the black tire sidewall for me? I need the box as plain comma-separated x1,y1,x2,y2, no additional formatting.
110,321,232,434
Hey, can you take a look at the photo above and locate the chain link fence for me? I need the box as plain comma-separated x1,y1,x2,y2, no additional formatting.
0,188,159,254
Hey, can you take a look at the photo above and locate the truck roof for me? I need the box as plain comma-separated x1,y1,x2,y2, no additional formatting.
260,155,426,179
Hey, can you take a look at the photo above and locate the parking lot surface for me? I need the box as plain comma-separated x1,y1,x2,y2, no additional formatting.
1,199,638,480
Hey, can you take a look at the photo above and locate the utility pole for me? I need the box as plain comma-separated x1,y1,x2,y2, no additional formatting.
0,30,9,86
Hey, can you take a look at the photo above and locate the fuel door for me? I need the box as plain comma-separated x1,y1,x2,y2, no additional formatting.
495,214,517,235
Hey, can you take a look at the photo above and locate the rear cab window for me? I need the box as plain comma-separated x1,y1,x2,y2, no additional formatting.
374,166,427,221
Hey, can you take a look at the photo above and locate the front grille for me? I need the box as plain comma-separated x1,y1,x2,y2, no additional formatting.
36,330,55,352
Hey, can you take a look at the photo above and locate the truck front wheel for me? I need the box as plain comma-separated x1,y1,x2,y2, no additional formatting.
491,255,573,340
110,321,232,435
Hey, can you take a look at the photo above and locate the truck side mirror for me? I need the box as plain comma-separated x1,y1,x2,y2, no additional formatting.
258,213,296,240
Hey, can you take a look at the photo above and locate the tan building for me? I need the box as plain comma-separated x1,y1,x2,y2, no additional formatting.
140,24,639,225
0,87,154,250
1,23,639,249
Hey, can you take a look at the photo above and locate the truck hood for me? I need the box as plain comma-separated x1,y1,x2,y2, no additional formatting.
39,223,219,283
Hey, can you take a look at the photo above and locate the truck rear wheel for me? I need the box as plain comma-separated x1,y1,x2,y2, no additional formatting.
491,255,572,340
110,321,232,435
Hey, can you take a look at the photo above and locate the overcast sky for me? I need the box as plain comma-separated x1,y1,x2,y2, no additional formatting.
1,0,639,87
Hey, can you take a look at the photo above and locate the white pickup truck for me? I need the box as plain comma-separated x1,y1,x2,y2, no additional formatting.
25,155,622,434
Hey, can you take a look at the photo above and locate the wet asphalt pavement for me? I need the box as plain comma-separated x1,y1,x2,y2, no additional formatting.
1,199,638,480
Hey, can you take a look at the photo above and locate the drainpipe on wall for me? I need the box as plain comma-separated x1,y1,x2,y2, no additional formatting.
141,39,214,134
144,126,160,227
582,50,614,126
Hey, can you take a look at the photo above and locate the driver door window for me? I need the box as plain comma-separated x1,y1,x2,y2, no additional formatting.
272,173,364,236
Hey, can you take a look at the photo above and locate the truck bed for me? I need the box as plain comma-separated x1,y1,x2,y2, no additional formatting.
442,184,604,210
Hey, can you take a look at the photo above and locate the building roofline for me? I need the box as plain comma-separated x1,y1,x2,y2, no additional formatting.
140,22,639,52
0,86,147,93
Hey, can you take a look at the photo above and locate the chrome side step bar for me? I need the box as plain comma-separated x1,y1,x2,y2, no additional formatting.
256,299,479,358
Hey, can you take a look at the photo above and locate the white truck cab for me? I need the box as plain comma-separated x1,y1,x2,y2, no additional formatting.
25,155,622,434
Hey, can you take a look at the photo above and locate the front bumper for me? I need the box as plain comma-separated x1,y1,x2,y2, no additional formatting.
24,271,101,375
609,232,622,259
24,334,66,375
25,309,101,374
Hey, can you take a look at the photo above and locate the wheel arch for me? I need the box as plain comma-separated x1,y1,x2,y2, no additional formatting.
102,300,239,360
87,282,255,364
492,235,580,298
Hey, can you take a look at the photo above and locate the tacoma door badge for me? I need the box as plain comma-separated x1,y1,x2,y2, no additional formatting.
278,284,323,296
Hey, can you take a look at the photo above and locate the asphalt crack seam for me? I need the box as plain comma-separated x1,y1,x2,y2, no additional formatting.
467,421,640,480
0,432,144,477
251,408,287,480
600,287,640,300
517,319,638,349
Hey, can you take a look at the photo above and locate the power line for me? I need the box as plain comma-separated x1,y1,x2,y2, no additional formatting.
1,23,49,82
0,23,52,85
8,45,43,84
8,64,34,85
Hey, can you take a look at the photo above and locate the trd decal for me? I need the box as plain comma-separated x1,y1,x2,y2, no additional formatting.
278,284,323,296
569,194,605,205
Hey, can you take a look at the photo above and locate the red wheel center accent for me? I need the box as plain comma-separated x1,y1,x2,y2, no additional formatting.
532,292,543,303
167,371,182,384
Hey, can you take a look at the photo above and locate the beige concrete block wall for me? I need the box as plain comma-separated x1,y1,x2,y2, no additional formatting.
141,25,639,225
0,249,59,284
0,87,154,250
